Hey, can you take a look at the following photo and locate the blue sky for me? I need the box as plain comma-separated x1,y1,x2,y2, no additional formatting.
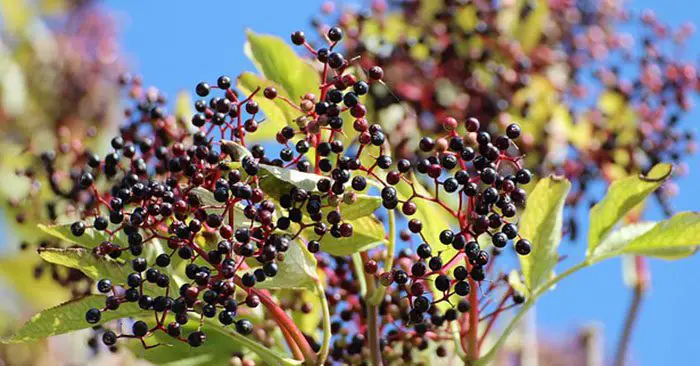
105,1,699,364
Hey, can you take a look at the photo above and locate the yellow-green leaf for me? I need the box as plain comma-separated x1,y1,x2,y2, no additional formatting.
38,248,126,281
317,215,386,256
518,176,571,290
237,72,298,142
38,223,128,249
0,252,71,309
621,212,700,256
245,240,317,291
586,163,673,256
244,30,320,103
1,295,142,344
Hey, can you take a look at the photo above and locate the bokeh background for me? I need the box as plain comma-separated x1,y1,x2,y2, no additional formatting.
0,0,698,364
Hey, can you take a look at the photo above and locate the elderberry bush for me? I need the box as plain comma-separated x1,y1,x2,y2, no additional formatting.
2,11,700,366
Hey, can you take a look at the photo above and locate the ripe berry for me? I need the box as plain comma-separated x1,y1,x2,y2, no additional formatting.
236,319,253,335
70,221,86,237
368,66,384,80
97,279,112,293
291,31,305,45
506,123,521,139
513,292,526,304
85,308,101,324
328,52,345,69
439,230,454,244
327,26,343,42
408,219,422,233
132,321,148,337
429,256,443,271
435,275,450,292
416,243,432,259
217,75,231,89
455,281,471,296
156,253,171,267
492,232,508,248
195,82,210,97
188,331,206,347
515,239,532,255
167,322,181,337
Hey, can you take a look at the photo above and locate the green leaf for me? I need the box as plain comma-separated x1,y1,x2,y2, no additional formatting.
0,252,71,309
221,140,252,161
518,176,571,290
257,163,381,220
203,318,302,366
246,240,317,290
587,163,673,255
507,270,530,296
174,91,198,134
620,212,700,256
38,247,180,296
395,176,457,253
189,186,250,221
517,0,549,53
1,295,142,344
38,248,126,281
127,321,244,366
244,30,320,103
257,163,319,195
317,215,386,256
393,176,460,311
237,72,298,142
38,223,128,249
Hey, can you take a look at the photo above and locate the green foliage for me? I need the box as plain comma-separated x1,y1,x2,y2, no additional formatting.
317,215,387,256
518,176,571,290
38,223,128,249
244,30,319,103
245,239,318,291
38,248,126,281
237,72,297,142
1,295,141,344
127,321,244,366
587,163,673,254
0,252,71,309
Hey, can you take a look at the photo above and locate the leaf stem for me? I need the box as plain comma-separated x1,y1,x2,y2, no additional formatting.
315,281,331,366
614,256,647,366
205,318,302,366
477,261,588,365
367,303,383,366
368,209,396,306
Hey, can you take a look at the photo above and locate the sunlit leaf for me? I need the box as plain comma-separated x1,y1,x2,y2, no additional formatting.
256,163,381,220
317,215,386,256
0,252,71,309
237,72,298,142
245,240,317,290
38,223,128,249
586,163,673,255
244,30,319,103
127,320,244,366
518,176,570,290
620,212,700,256
1,295,141,344
38,248,127,282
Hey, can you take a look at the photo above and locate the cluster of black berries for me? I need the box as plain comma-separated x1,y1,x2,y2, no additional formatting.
71,75,311,350
21,21,535,363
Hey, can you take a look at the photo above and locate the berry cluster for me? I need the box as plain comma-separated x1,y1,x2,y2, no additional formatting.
14,22,533,363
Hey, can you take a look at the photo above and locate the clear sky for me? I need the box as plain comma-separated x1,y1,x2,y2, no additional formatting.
104,1,699,364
